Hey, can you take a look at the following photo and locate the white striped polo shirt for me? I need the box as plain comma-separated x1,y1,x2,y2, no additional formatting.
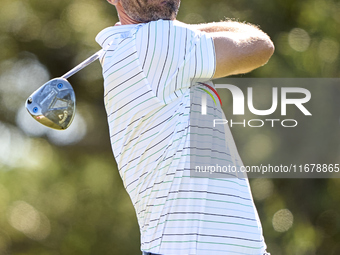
96,19,267,255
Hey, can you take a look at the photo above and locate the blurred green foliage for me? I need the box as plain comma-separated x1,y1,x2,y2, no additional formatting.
0,0,339,254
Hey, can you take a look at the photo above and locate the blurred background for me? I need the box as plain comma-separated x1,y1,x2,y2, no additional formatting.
0,0,339,254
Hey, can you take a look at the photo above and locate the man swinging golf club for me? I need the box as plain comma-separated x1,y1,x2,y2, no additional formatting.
96,0,274,254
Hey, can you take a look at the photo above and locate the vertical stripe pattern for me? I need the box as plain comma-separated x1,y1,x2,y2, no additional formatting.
96,20,266,255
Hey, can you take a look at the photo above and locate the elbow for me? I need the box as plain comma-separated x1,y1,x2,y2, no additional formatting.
237,37,275,75
265,38,275,60
259,37,275,66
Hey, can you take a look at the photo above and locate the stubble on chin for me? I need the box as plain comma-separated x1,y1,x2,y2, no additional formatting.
122,0,179,23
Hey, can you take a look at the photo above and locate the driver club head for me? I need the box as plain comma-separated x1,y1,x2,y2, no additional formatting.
25,78,76,130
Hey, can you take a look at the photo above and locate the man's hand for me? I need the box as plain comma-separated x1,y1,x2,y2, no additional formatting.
189,21,275,78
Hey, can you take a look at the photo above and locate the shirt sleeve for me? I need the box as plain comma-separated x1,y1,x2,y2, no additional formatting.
135,20,216,102
188,27,216,81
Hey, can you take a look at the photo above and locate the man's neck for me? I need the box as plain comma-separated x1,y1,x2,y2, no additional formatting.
115,2,141,25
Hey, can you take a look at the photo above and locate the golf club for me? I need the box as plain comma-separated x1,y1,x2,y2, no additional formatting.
25,49,104,130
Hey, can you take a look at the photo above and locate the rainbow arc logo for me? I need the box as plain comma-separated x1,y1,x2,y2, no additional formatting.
198,83,222,115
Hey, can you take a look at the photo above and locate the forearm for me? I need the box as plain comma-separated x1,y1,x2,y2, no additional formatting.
175,19,272,46
174,19,275,78
191,21,247,33
191,20,270,40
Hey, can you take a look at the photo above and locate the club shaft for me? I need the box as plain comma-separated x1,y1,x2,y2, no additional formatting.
61,49,103,79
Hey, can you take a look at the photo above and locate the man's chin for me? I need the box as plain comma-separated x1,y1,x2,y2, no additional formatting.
126,6,177,23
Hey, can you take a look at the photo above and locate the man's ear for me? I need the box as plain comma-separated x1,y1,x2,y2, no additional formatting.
107,0,120,6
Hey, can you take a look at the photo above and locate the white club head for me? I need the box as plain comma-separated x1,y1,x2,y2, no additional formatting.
26,78,76,130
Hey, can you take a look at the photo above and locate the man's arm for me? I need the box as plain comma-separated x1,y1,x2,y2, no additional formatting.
180,20,275,79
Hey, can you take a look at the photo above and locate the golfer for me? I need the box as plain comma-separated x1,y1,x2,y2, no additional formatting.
96,0,274,254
